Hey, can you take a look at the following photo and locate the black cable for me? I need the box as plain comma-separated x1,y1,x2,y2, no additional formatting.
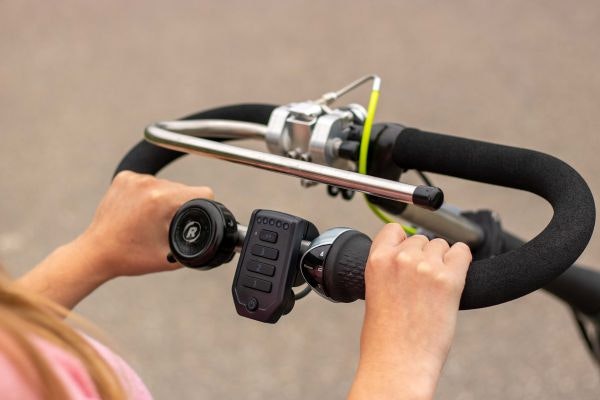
294,285,313,300
571,308,600,366
416,170,433,186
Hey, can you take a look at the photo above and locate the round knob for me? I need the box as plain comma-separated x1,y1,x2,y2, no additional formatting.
168,199,238,270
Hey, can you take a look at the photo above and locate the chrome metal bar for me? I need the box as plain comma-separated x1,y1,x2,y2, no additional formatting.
401,204,484,247
235,224,248,252
156,120,267,139
145,124,418,204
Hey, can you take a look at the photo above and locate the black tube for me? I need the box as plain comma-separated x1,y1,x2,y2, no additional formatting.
503,231,600,316
114,104,276,177
392,128,596,309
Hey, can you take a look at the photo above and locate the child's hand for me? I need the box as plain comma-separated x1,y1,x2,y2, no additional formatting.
349,224,471,400
19,171,214,309
80,171,214,280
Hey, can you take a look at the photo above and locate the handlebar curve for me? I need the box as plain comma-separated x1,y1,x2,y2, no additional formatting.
390,127,596,309
114,104,276,176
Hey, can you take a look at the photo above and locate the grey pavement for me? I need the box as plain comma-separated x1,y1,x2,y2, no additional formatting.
1,1,599,399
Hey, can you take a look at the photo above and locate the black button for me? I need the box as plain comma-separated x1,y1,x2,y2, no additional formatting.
251,244,279,260
246,297,259,311
242,276,272,293
247,259,275,277
259,229,278,243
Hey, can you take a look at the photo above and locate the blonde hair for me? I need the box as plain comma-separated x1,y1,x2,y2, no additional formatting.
0,270,125,399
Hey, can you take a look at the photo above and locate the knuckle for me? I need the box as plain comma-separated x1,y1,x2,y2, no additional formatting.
433,271,461,291
368,250,390,268
415,260,434,274
431,238,450,248
113,170,134,184
395,250,415,266
146,188,166,204
410,234,429,242
432,272,452,289
200,186,214,199
136,174,156,187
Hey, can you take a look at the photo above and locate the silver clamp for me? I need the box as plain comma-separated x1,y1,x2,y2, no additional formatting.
266,75,381,171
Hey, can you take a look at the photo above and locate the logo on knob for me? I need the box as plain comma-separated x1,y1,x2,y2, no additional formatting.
183,221,202,243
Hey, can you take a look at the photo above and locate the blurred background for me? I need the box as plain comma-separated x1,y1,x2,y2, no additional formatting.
1,1,599,398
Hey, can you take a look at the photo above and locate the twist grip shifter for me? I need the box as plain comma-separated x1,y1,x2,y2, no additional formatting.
301,229,371,302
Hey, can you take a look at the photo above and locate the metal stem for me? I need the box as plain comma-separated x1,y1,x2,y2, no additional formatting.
401,204,484,246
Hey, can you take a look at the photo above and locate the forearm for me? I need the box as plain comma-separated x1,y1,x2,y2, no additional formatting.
16,236,112,310
348,358,438,400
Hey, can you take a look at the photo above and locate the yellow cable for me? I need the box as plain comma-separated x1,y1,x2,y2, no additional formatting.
358,89,416,235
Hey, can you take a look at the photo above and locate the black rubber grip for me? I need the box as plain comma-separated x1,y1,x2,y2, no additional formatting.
391,128,596,309
114,104,277,177
323,230,371,303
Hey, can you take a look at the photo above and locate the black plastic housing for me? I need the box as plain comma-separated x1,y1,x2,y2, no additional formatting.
232,209,318,323
168,199,238,270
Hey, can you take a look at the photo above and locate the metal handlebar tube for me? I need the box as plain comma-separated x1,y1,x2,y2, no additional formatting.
114,104,278,177
144,124,443,209
401,204,485,247
156,119,268,140
500,231,600,317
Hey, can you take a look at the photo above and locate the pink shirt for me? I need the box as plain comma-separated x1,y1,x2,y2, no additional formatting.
0,335,152,399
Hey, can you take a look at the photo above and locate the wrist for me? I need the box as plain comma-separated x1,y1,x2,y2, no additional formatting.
17,235,116,310
68,233,117,284
350,359,438,400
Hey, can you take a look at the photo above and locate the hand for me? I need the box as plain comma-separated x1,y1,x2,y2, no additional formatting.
79,171,214,280
349,224,472,400
18,171,213,309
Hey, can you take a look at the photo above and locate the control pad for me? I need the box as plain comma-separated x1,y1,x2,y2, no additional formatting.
232,209,318,323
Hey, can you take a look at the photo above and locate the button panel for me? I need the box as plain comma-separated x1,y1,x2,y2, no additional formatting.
232,209,318,323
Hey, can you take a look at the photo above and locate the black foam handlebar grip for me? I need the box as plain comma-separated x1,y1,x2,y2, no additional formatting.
324,230,371,303
114,104,277,177
391,128,596,309
328,129,595,309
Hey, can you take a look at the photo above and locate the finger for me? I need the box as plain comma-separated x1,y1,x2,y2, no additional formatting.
371,223,407,252
397,234,429,251
443,242,473,271
423,238,450,259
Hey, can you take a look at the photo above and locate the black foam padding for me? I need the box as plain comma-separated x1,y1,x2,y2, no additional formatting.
392,128,596,309
114,104,277,177
324,230,371,302
503,231,600,316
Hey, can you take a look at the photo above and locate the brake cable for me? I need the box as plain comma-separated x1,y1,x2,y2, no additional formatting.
356,77,417,235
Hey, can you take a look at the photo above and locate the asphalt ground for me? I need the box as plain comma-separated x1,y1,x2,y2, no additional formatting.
1,1,599,399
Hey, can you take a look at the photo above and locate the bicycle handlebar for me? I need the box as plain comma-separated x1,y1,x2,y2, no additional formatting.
115,104,276,176
390,128,596,308
115,104,595,309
